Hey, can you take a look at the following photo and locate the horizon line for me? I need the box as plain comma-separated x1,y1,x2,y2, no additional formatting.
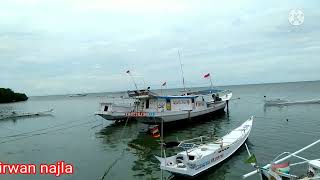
30,79,320,97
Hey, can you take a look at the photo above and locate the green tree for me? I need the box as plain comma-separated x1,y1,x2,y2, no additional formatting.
0,88,28,103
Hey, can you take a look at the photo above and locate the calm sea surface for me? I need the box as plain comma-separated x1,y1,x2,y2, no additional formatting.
0,81,320,180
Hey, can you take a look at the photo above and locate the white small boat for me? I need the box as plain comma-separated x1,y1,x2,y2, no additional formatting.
155,116,253,177
264,98,320,106
95,102,134,121
0,109,54,120
95,90,155,121
264,99,288,106
69,93,88,97
243,138,320,180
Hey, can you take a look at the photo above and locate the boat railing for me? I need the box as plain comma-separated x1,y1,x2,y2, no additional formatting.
179,135,211,144
272,152,309,164
177,135,222,151
99,96,136,106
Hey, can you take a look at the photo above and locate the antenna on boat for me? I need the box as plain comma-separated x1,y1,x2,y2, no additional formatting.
178,50,186,93
142,77,147,89
126,70,138,91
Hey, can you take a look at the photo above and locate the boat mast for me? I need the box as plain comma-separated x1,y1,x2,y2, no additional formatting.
126,70,139,91
209,75,213,90
178,50,186,93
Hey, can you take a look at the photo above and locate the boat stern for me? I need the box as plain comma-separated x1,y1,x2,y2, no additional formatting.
155,155,196,176
95,102,133,121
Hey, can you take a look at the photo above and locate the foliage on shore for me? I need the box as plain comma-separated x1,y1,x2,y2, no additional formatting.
0,88,28,103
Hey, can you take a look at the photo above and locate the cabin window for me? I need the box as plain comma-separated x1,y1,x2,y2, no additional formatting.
146,99,150,109
166,99,171,110
192,98,195,103
104,106,108,111
188,155,195,161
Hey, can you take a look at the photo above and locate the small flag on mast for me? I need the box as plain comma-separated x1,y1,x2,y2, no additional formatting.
204,73,210,78
244,154,257,164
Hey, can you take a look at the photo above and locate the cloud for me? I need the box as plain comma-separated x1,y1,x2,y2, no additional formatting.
0,0,319,95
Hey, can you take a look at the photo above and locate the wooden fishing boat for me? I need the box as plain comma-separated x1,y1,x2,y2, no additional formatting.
127,89,232,124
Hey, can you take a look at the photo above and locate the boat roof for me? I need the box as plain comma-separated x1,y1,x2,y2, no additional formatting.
309,160,320,169
127,88,229,99
128,89,200,99
152,95,198,99
188,89,225,95
127,89,158,98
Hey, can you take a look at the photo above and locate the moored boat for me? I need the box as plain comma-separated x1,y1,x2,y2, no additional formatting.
243,138,320,180
264,96,320,106
155,116,253,177
95,97,136,121
127,89,232,124
69,93,88,97
265,98,320,106
0,109,54,120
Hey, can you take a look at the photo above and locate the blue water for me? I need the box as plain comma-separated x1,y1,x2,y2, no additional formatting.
0,80,319,180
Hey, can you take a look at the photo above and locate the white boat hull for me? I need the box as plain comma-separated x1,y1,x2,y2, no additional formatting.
265,99,320,106
156,117,253,176
95,112,129,121
136,101,226,124
95,103,134,121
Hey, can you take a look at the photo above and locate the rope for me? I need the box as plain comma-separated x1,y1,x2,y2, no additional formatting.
0,119,100,144
100,116,131,180
0,126,25,133
0,118,95,139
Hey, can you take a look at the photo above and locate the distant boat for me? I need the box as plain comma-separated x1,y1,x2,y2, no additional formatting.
265,98,320,106
155,116,253,177
0,109,54,120
69,93,88,97
95,102,135,121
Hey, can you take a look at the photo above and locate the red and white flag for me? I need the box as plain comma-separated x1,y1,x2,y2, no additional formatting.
162,82,167,86
203,73,210,78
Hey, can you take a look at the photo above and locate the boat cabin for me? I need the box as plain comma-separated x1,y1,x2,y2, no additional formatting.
134,94,217,113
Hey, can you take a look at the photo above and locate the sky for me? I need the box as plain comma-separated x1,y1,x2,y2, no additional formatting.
0,0,319,96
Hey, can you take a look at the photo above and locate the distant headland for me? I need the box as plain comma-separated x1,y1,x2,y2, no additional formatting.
0,88,28,103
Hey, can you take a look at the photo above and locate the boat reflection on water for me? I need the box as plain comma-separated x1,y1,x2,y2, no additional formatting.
124,113,234,179
96,120,140,150
94,111,235,179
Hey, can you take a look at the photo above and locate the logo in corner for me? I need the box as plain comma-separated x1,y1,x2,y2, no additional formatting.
288,9,304,26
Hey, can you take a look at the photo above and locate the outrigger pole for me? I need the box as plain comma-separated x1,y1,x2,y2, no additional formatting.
243,138,320,179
